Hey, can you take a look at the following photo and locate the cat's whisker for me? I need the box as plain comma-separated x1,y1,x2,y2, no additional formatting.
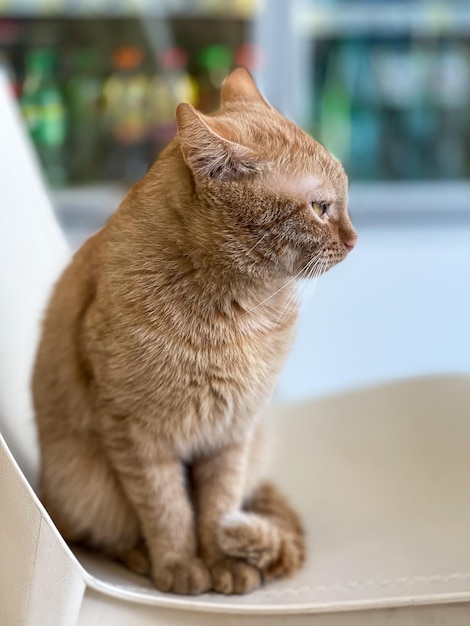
277,276,303,322
311,253,327,278
246,231,269,255
275,286,299,327
295,258,323,305
306,261,320,282
309,259,326,282
243,258,317,316
274,252,323,325
300,251,323,280
270,278,302,325
297,258,325,309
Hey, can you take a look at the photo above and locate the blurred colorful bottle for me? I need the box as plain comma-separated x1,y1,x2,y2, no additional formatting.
198,44,233,111
346,40,381,180
102,45,149,182
20,49,67,187
318,44,352,166
0,52,19,97
0,20,22,97
403,47,437,180
65,48,103,182
235,42,265,73
433,42,469,179
147,46,198,159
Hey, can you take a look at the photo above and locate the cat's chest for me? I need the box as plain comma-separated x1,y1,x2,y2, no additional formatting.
175,319,294,454
98,285,298,453
180,301,295,374
140,310,294,388
125,306,296,450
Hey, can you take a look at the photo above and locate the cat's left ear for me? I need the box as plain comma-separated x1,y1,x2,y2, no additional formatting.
221,67,271,108
176,102,263,182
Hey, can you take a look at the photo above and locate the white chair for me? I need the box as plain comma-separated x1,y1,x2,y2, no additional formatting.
2,69,470,626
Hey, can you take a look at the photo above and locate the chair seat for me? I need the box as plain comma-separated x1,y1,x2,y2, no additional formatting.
67,374,470,623
3,375,470,624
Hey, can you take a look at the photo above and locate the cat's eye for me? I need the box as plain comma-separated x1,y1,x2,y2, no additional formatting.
311,201,329,218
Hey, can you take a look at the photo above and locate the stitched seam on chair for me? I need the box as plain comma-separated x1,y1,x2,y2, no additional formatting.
115,571,470,598
24,516,44,622
254,572,470,598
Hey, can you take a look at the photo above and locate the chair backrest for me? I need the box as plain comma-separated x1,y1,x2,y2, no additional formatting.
0,68,70,486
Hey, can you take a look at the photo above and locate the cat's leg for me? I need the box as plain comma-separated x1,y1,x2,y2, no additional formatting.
216,421,306,581
217,481,305,581
101,416,211,595
193,441,262,594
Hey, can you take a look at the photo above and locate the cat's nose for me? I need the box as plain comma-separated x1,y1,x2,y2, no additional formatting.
342,232,358,251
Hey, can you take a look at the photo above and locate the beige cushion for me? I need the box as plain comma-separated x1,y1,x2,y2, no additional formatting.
73,375,470,617
3,375,470,625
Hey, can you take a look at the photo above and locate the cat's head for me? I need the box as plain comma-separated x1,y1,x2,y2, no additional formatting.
176,68,357,280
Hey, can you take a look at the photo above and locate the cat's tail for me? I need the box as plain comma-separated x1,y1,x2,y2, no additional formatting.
217,481,306,581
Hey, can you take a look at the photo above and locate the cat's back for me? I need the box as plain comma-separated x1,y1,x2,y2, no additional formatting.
33,228,103,433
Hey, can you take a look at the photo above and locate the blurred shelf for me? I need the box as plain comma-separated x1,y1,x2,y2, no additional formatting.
51,183,125,222
0,0,259,19
296,3,470,37
50,183,125,248
348,181,470,227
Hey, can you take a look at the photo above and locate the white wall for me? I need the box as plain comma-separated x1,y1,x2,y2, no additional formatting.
277,220,470,402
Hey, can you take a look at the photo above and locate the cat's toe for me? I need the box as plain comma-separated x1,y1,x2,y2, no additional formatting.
210,557,262,594
153,558,212,595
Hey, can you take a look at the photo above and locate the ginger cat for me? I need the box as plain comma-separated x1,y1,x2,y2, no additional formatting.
33,68,357,595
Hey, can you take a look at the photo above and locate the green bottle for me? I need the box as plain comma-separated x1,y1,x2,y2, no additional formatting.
21,49,67,187
65,48,103,182
318,45,352,166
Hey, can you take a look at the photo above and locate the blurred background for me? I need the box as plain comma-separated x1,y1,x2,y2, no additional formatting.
1,0,469,402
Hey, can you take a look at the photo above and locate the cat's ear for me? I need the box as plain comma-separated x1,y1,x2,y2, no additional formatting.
221,67,270,108
176,102,263,182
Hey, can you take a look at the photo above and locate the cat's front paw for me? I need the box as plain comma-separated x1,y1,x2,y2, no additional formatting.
210,556,262,594
218,506,306,581
152,558,212,595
